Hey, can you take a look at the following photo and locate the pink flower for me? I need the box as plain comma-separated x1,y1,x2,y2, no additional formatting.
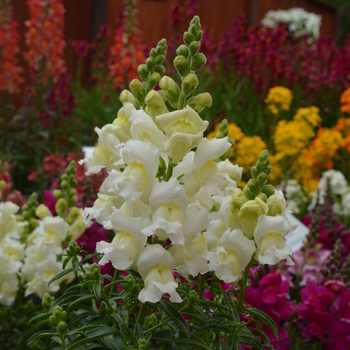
324,280,346,298
333,290,350,321
260,273,289,304
328,321,350,349
244,287,262,309
304,308,334,340
262,299,294,323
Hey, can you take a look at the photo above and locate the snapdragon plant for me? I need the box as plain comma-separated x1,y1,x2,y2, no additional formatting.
29,16,295,349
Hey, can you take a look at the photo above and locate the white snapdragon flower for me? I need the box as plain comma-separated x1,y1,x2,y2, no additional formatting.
31,216,69,254
215,229,256,283
137,244,182,303
267,189,290,216
239,197,269,239
141,178,187,245
97,211,150,270
254,215,296,266
129,109,166,149
24,259,63,298
342,192,350,216
155,106,209,164
192,137,231,195
109,140,160,202
0,273,19,306
0,202,22,240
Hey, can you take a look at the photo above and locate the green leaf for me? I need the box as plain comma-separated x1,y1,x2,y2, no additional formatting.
67,294,95,312
63,256,72,269
67,327,120,350
239,332,264,350
27,330,58,346
193,305,209,327
133,323,143,344
72,257,80,278
50,291,93,312
245,307,278,340
68,311,97,328
92,282,101,304
101,335,123,349
29,312,47,324
155,300,189,334
48,268,74,286
82,252,103,264
152,330,212,350
111,312,127,335
249,327,271,346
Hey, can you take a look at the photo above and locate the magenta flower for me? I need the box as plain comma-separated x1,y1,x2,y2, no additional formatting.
260,273,289,304
328,321,350,349
304,307,334,340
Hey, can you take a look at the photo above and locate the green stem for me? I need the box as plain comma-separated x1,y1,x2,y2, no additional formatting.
199,273,206,299
144,317,169,335
101,290,114,313
236,263,251,314
59,333,66,347
178,93,185,110
110,269,120,294
136,302,147,326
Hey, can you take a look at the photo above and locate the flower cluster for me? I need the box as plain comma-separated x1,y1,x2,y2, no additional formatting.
0,162,86,306
261,8,321,40
340,87,350,113
0,0,23,93
25,0,66,83
264,86,293,115
82,17,296,304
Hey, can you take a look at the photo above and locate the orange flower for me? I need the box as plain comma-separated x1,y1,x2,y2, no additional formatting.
340,87,350,113
0,1,23,93
25,0,66,84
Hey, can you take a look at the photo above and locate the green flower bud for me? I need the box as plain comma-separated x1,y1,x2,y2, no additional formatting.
257,172,268,185
268,199,283,216
159,76,180,101
53,189,63,199
154,65,165,76
130,79,144,95
195,30,203,41
42,293,55,311
191,53,206,71
144,314,157,328
55,198,67,214
0,180,6,191
57,321,67,333
257,193,267,203
150,48,157,58
29,218,39,229
155,54,165,65
49,315,59,326
146,57,156,71
186,92,212,113
182,73,198,96
261,184,275,198
176,44,189,58
189,41,200,56
35,204,52,220
231,191,248,210
138,64,149,81
68,240,81,255
120,90,136,105
251,166,259,179
174,55,189,77
184,31,194,46
148,72,160,87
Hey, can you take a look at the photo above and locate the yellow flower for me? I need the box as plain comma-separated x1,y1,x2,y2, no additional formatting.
207,121,244,142
265,86,293,115
268,154,284,184
293,106,322,128
233,136,267,174
273,120,311,157
340,87,350,113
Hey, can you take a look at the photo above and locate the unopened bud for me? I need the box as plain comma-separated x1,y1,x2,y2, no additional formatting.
174,55,189,77
57,321,67,333
187,92,212,113
176,44,189,58
146,57,156,71
184,32,194,46
261,184,275,198
182,73,198,96
189,41,200,56
191,53,206,71
137,64,149,81
148,72,160,87
35,204,52,219
120,90,136,105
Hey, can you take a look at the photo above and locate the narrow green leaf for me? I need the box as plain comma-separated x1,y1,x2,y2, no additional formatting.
193,305,209,327
67,327,119,350
249,327,271,346
50,291,93,312
245,307,279,340
101,335,123,349
68,311,96,328
67,294,95,312
82,252,103,264
133,323,143,344
27,330,57,346
239,332,264,350
92,282,101,304
48,268,73,286
155,300,189,334
63,256,72,269
29,312,47,324
72,257,79,278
